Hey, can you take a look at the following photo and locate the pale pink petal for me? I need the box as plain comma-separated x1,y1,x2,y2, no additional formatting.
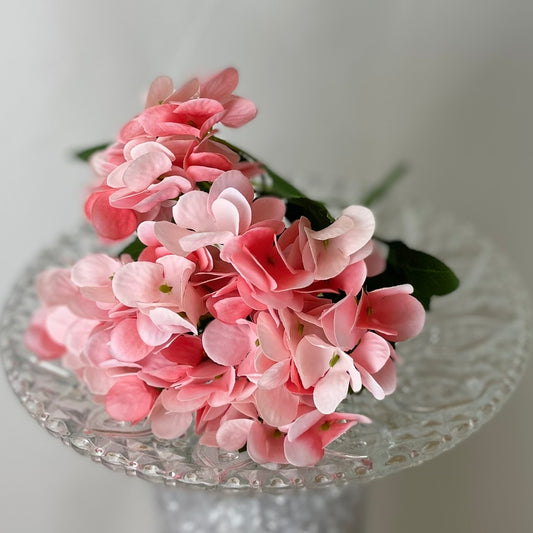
161,389,206,413
255,385,299,427
179,230,234,252
129,141,175,161
136,311,172,346
148,307,197,335
83,367,115,395
23,308,65,360
335,205,376,254
202,319,255,366
149,397,193,439
313,370,350,414
258,359,290,390
173,190,211,231
122,152,173,192
112,261,163,307
216,418,254,451
110,318,154,362
256,311,291,362
71,254,119,288
211,193,249,234
152,221,191,256
317,412,371,448
286,410,324,442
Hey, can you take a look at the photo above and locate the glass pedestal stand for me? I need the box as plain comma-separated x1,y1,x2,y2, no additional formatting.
1,203,530,533
154,483,365,533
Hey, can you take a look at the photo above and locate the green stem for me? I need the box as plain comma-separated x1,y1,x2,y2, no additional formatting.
361,162,408,207
211,136,305,198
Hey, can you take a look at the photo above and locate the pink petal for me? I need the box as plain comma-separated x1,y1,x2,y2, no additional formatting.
87,191,138,241
166,77,200,103
71,254,119,288
123,152,173,192
160,334,203,365
210,170,254,201
201,67,239,101
110,318,154,362
83,367,115,395
173,190,211,231
152,221,191,256
293,335,331,389
105,375,158,424
352,331,392,373
149,397,193,439
251,196,286,225
256,311,291,362
148,307,197,335
258,359,291,390
145,76,173,108
284,429,324,467
212,192,250,234
23,308,65,360
172,98,225,128
246,421,287,464
135,311,172,346
221,95,258,127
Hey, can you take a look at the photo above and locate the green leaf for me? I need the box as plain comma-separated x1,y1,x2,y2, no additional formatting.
285,197,335,230
366,240,459,310
118,237,146,261
361,162,408,207
74,143,111,162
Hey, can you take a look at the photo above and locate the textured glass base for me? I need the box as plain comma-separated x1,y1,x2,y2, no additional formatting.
154,483,365,533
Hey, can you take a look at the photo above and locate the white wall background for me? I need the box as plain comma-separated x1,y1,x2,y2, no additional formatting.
1,2,532,531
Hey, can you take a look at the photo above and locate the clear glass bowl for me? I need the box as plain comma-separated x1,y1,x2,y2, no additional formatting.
1,203,529,492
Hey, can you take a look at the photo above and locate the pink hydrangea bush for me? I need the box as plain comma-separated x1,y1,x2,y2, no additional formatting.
24,68,432,467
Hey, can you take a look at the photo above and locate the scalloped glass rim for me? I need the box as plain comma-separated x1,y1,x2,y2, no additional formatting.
1,205,530,492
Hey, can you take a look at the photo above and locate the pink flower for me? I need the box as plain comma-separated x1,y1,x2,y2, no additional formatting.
160,170,285,253
302,205,375,279
294,334,361,414
357,284,425,342
284,410,370,466
351,331,397,400
221,226,315,309
246,421,288,464
84,68,259,241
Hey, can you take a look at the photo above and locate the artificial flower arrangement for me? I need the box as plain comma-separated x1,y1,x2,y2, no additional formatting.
24,68,458,467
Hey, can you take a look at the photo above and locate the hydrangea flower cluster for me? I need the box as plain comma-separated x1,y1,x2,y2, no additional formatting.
24,68,430,467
